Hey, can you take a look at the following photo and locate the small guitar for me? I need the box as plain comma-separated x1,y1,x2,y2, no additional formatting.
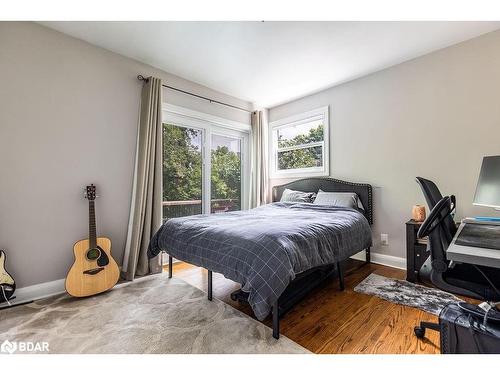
66,184,120,297
0,250,15,303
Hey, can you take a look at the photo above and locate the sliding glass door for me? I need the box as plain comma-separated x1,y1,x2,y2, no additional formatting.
210,133,242,213
162,107,249,220
162,123,204,219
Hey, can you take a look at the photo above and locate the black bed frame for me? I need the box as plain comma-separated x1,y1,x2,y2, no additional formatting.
167,177,373,339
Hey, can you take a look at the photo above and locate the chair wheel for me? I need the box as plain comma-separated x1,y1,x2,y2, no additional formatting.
414,326,425,339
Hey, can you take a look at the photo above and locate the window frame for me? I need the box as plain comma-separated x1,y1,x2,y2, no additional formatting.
269,106,330,178
162,104,250,214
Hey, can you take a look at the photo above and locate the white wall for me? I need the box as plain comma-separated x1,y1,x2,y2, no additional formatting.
269,30,500,260
0,22,252,288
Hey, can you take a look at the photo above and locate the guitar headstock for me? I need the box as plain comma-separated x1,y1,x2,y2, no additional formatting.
84,184,97,201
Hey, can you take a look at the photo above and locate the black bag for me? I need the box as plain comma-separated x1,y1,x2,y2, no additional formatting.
439,303,500,354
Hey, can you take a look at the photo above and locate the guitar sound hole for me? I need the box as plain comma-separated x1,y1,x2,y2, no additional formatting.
86,248,101,261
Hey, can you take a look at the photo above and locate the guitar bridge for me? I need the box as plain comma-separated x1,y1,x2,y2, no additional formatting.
83,267,105,275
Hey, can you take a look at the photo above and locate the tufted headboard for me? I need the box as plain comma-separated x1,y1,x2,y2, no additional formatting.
272,177,373,225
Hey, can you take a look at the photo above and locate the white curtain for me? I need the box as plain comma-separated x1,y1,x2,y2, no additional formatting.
122,77,163,280
250,110,269,208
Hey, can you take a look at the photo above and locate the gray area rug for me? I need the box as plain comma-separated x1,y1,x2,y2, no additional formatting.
0,274,309,354
354,273,463,315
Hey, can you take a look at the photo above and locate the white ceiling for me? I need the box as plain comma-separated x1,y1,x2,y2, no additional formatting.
40,21,500,108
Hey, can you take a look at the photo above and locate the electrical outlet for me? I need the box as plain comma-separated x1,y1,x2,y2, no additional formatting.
381,233,389,246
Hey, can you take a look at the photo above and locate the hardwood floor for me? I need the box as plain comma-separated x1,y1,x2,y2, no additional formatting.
169,259,444,354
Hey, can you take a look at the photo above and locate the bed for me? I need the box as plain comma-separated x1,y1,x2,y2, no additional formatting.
148,177,373,339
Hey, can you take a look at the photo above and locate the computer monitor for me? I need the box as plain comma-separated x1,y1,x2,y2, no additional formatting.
473,155,500,210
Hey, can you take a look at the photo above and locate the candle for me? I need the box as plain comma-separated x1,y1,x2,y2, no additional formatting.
412,205,426,222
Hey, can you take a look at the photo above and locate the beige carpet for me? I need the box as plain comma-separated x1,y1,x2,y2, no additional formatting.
0,274,309,354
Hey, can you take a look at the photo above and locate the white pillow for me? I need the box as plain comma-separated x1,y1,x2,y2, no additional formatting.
313,190,365,210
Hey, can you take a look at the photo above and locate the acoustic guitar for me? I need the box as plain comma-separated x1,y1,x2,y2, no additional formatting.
0,250,16,303
66,184,120,297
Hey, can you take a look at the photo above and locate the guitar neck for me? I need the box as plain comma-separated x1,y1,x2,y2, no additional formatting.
89,200,97,249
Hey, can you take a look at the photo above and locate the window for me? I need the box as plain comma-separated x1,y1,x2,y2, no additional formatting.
210,133,242,213
270,106,329,178
162,104,249,220
163,124,203,219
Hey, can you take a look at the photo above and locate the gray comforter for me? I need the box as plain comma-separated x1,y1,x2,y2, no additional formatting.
148,202,372,320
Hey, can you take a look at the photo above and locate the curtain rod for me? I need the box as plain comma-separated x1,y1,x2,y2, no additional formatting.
137,75,252,114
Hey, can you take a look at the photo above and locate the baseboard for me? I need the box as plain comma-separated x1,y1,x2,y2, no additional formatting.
350,250,406,270
0,278,66,309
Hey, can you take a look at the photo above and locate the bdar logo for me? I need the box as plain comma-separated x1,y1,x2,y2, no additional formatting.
1,340,17,354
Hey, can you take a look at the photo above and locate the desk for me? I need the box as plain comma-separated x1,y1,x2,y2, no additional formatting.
447,222,500,269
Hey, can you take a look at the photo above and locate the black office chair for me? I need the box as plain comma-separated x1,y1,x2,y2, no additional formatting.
414,179,500,338
416,177,457,244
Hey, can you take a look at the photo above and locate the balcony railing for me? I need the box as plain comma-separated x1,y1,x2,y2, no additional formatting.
162,198,240,219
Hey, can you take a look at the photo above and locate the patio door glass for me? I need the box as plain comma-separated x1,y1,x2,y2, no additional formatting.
162,113,248,221
210,134,242,213
162,123,203,219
